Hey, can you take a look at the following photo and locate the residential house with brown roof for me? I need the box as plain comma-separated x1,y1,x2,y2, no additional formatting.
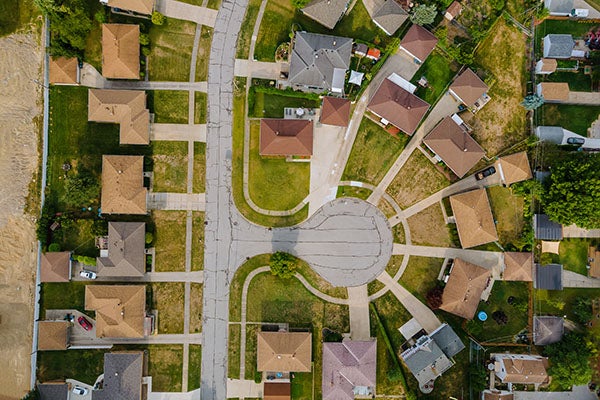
88,89,150,145
399,24,438,64
301,0,349,29
450,188,498,248
367,77,429,135
423,115,484,178
100,0,155,15
535,58,558,75
257,331,312,372
40,251,71,282
97,222,146,277
92,351,144,400
260,119,314,156
481,389,514,400
536,82,569,102
37,321,70,350
264,382,291,400
320,96,350,127
492,353,549,387
102,24,140,79
322,339,377,400
101,155,147,215
85,285,146,338
449,68,490,111
363,0,409,36
49,57,79,85
444,1,462,20
496,151,532,186
441,258,491,319
503,252,533,282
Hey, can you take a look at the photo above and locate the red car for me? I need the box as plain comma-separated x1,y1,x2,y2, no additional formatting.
78,316,93,331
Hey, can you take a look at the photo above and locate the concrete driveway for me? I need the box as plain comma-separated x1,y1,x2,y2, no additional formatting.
66,379,94,400
389,51,421,81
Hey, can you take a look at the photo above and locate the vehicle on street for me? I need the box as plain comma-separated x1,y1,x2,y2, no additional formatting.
78,316,93,331
72,386,88,395
475,166,496,180
79,270,97,280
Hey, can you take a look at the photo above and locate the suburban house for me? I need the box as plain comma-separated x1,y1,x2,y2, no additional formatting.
448,68,490,112
492,353,549,388
96,222,146,277
88,89,150,145
264,382,291,400
533,316,564,345
440,258,492,320
422,115,484,178
544,0,574,16
49,56,79,85
535,58,557,75
401,324,464,393
399,24,438,64
259,119,314,157
101,155,147,215
102,23,140,79
533,214,563,240
534,264,563,290
444,1,462,20
542,34,575,59
92,351,145,400
502,252,533,282
367,75,430,135
40,251,71,282
85,285,147,338
37,321,70,351
288,31,352,94
257,331,312,373
301,0,349,29
495,151,532,186
449,188,498,248
363,0,408,36
37,382,68,400
100,0,155,16
536,82,569,102
322,339,377,399
320,96,350,127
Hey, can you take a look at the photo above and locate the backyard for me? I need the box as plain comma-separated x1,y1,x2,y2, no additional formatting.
406,204,453,247
41,282,88,315
411,50,459,105
559,238,590,276
536,104,600,136
153,210,187,272
149,282,185,334
151,141,188,193
148,18,196,81
488,186,525,248
248,88,320,118
543,70,592,92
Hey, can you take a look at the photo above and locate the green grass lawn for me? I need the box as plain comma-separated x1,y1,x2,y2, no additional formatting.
38,349,105,384
148,90,189,123
544,70,592,92
400,256,443,304
51,219,99,257
488,186,525,248
377,198,396,218
195,26,213,82
407,204,453,247
0,0,38,36
248,89,320,118
191,211,204,271
248,120,310,210
153,210,187,272
244,324,259,380
536,287,600,319
190,282,203,333
236,0,262,59
177,0,202,5
148,18,196,81
559,238,590,275
291,371,313,400
228,324,241,378
336,186,372,200
207,0,222,9
41,282,88,315
393,224,405,244
411,50,459,104
149,282,184,334
342,118,408,186
188,344,202,390
152,141,188,193
536,104,600,136
194,92,207,124
193,142,206,193
144,344,184,392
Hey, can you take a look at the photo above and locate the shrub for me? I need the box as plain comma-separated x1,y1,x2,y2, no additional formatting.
139,33,150,46
48,243,61,252
145,232,154,245
62,168,100,207
36,203,55,247
142,46,151,57
152,11,166,25
269,252,297,279
492,310,508,325
94,10,107,24
291,0,310,8
426,286,444,310
254,370,262,383
91,219,108,236
75,255,96,266
573,297,593,324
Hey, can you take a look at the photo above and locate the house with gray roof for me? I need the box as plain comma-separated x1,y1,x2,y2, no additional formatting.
288,31,352,95
96,222,146,277
301,0,350,29
534,214,563,240
38,382,68,400
543,34,575,58
533,316,564,345
544,0,574,16
534,264,563,290
363,0,409,36
92,352,144,400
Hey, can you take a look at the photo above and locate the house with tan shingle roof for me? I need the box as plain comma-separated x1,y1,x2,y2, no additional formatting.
399,24,438,64
536,82,570,102
100,0,155,15
37,321,70,350
40,251,71,282
96,222,146,277
496,151,532,186
503,252,533,282
449,68,490,112
450,188,498,248
440,258,491,319
492,353,549,387
260,119,314,156
85,285,146,338
320,96,350,127
102,24,140,79
49,57,79,85
88,89,150,145
101,155,147,215
535,58,557,75
257,331,312,372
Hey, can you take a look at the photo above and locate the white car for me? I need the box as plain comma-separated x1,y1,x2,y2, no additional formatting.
79,270,97,280
72,386,88,395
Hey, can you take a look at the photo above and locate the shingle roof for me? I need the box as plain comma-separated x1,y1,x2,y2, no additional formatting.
503,252,533,282
102,24,140,79
49,57,78,84
537,58,558,73
92,352,144,400
533,316,564,345
537,82,570,101
482,390,514,400
497,151,532,186
320,96,350,127
430,323,465,358
97,222,146,277
449,68,488,107
101,155,147,215
534,264,563,290
441,258,491,320
367,77,429,135
322,340,377,400
445,1,462,18
402,337,453,386
544,0,574,13
423,116,484,178
363,0,408,35
288,32,352,92
495,354,549,384
257,331,312,372
543,34,574,58
40,251,71,282
38,382,68,400
534,214,563,240
105,0,154,15
88,89,150,145
85,285,146,338
264,382,291,400
400,24,438,62
260,119,313,156
301,0,348,29
37,321,69,350
450,188,498,248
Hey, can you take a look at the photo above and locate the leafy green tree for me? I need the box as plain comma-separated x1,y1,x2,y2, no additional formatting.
36,202,56,247
139,33,150,46
21,389,39,400
291,0,310,8
409,4,437,25
63,169,100,207
269,251,297,279
489,0,505,11
521,94,544,110
145,232,154,245
48,243,61,252
152,11,166,25
544,333,595,389
469,363,487,392
573,297,593,324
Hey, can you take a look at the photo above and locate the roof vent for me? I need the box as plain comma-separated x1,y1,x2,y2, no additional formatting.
333,40,336,46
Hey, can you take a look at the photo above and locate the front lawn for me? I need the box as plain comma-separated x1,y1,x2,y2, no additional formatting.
188,344,202,391
248,88,320,118
190,282,203,333
195,26,213,82
400,256,443,304
407,204,453,247
488,186,525,248
144,344,184,392
536,104,600,136
236,0,262,59
559,238,590,276
152,141,188,193
336,186,372,200
149,282,185,334
148,18,196,81
191,211,204,271
153,210,187,272
193,142,206,193
342,118,408,186
411,50,459,104
148,90,189,123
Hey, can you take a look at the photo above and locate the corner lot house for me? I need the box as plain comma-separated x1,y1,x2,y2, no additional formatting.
542,34,575,59
101,155,147,215
301,0,349,29
492,354,549,388
399,24,438,64
92,351,144,400
85,285,147,338
49,56,79,85
100,0,155,16
257,331,312,373
102,23,140,79
322,339,376,399
96,222,146,277
448,68,490,111
363,0,408,36
450,188,498,248
40,251,71,282
288,32,352,94
260,119,313,157
440,258,491,319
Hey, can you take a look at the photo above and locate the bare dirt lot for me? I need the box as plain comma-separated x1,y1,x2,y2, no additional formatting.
0,32,42,399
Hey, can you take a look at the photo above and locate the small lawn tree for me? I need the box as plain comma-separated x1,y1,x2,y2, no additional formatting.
269,251,297,279
152,11,166,25
291,0,310,8
543,333,595,389
63,168,100,207
410,4,437,26
521,94,544,110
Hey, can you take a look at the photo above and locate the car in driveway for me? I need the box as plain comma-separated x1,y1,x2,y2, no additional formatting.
567,137,585,145
72,386,88,395
475,166,496,180
79,270,97,280
78,316,93,331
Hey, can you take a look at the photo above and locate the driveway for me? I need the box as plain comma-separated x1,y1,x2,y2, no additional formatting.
151,124,206,142
234,59,285,80
147,193,205,211
390,51,421,81
156,0,218,26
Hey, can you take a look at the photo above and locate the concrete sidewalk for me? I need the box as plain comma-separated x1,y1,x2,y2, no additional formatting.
152,124,206,142
227,379,263,398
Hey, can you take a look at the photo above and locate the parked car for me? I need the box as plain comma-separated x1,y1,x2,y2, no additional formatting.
72,386,88,395
79,270,97,280
567,137,585,145
475,166,496,180
78,316,93,331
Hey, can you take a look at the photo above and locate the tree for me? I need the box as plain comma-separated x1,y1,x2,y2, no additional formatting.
543,154,600,228
426,286,444,310
573,297,593,324
48,243,61,252
63,168,100,207
145,232,154,245
544,333,595,389
269,252,297,279
152,11,166,25
521,94,544,110
291,0,310,8
410,4,437,26
139,33,150,46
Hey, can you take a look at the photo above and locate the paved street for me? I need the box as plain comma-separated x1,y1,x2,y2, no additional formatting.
151,124,206,142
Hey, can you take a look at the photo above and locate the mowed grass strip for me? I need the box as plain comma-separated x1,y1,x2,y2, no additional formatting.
150,282,185,334
407,204,452,247
342,117,408,186
188,344,202,391
337,186,372,200
248,90,320,118
194,92,207,124
488,186,524,247
152,141,188,193
195,26,213,82
153,210,187,272
228,324,241,378
144,344,184,392
190,282,203,333
148,18,196,81
193,142,206,193
236,0,262,59
148,90,189,123
191,211,205,271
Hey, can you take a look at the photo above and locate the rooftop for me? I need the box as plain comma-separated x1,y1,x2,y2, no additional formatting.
264,382,291,400
97,222,146,277
450,188,498,248
257,331,312,372
441,258,491,320
493,354,549,384
40,251,71,283
534,214,563,240
534,264,563,290
259,119,314,156
37,321,69,351
85,285,146,338
320,96,350,127
301,0,348,29
503,252,533,282
363,0,408,35
101,155,147,215
533,316,564,345
543,34,574,58
449,68,488,107
400,24,438,62
49,57,78,84
322,340,377,400
102,24,140,79
537,82,570,101
105,0,154,15
92,351,144,400
496,151,532,186
38,382,68,400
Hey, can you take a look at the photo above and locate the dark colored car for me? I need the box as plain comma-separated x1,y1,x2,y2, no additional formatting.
567,137,585,145
475,166,496,180
78,316,93,331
